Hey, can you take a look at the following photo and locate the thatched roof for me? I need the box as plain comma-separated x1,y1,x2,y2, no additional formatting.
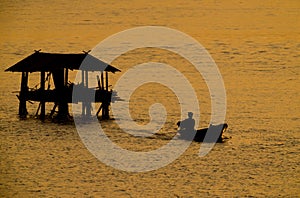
5,51,121,73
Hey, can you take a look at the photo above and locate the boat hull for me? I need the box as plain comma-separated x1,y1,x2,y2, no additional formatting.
179,123,228,142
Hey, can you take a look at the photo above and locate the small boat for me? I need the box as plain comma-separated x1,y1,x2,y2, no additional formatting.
178,123,228,143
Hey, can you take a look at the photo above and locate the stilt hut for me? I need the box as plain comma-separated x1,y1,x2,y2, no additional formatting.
5,50,121,120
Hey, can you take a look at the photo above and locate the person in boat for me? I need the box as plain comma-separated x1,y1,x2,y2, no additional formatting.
177,112,195,132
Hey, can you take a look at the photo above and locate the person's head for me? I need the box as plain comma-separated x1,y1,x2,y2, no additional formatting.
188,112,193,118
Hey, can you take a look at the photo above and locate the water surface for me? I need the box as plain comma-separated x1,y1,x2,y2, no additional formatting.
0,0,299,197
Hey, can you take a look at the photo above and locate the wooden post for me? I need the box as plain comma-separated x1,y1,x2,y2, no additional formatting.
40,71,45,120
65,68,68,86
19,72,28,117
105,71,108,91
61,68,69,118
85,70,88,87
85,70,91,117
97,75,101,89
81,70,85,86
103,71,109,119
81,70,85,116
52,70,69,120
101,72,104,90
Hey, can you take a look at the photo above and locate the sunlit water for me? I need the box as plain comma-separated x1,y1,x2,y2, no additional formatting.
0,0,299,197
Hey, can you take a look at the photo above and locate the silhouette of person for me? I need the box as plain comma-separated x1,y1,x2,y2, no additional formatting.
178,112,195,132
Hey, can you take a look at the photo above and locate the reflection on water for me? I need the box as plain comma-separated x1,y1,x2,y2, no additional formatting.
0,0,299,197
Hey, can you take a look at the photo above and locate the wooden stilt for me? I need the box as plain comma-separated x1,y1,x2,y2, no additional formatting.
102,102,110,120
65,68,68,86
50,103,58,117
105,71,108,91
85,70,88,87
19,72,28,117
97,75,101,89
47,72,51,90
81,70,85,116
85,70,91,117
103,71,110,119
35,103,41,116
101,72,104,90
52,70,69,120
40,71,45,120
96,104,102,117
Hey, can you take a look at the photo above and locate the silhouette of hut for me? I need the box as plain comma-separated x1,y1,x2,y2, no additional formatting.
5,50,121,120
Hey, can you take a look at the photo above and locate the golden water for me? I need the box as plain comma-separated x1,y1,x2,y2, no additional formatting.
1,0,299,197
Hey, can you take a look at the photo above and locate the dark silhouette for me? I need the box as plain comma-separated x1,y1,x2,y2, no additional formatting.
177,112,195,132
5,50,121,121
193,123,228,142
177,113,228,142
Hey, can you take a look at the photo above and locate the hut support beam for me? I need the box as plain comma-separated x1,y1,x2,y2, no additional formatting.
65,68,68,86
40,71,45,120
101,72,104,90
105,71,108,91
81,70,85,116
102,72,109,119
85,70,91,117
19,72,28,117
81,70,91,117
52,70,69,120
